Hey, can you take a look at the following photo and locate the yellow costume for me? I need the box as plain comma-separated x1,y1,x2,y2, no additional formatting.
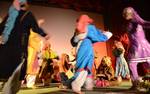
27,29,43,74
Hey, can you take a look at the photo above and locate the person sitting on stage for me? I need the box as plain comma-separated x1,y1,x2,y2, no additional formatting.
38,41,59,86
95,56,115,87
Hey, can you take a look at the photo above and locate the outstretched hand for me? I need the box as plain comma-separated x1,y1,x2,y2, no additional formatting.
102,30,113,39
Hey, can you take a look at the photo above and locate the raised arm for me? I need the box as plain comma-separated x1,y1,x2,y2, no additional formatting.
87,25,112,43
142,21,150,29
27,12,46,37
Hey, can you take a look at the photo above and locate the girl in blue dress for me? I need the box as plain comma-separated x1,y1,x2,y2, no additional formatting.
71,15,112,94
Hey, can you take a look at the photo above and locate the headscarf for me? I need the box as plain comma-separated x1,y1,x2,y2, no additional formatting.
78,14,93,24
76,14,93,33
0,0,27,44
123,7,146,24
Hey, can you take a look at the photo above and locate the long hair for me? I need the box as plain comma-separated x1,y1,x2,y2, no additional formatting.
123,7,146,24
60,53,70,71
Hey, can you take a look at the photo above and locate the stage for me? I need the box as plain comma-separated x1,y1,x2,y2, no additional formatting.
0,80,149,94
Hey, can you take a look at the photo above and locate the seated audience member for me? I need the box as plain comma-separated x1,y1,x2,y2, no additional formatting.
59,53,74,89
95,56,115,87
38,41,59,86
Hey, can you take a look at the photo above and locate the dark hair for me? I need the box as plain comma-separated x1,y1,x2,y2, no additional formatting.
20,2,29,10
20,4,25,8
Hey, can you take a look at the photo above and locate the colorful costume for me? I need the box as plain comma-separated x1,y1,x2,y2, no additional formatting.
26,30,43,88
96,56,114,87
97,56,114,81
128,22,150,81
0,9,46,80
71,24,112,92
38,46,58,86
27,30,43,74
123,7,150,88
113,47,130,78
0,0,46,93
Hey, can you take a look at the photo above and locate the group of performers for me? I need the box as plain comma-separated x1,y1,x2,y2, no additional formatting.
0,0,150,94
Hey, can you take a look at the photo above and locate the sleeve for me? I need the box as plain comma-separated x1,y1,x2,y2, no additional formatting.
87,25,112,43
28,12,46,37
142,21,150,29
50,50,59,59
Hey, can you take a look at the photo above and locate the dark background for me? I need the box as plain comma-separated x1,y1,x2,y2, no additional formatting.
2,0,150,37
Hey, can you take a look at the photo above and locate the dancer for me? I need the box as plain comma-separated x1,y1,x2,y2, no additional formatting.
0,0,47,93
71,14,112,93
123,7,150,90
113,40,130,82
26,19,46,88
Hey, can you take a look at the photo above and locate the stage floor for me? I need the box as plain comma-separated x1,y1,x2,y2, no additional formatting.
0,80,149,94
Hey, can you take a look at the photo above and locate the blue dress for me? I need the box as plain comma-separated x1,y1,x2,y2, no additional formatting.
72,24,110,78
113,48,130,78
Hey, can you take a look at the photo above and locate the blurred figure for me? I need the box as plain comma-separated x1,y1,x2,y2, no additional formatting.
26,18,46,88
123,7,150,90
38,41,59,86
51,65,61,83
59,53,74,89
112,40,130,82
70,14,112,94
95,56,115,87
0,0,47,93
97,56,115,81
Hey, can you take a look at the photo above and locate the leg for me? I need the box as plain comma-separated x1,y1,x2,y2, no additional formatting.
84,76,94,90
2,62,23,94
26,74,36,88
129,62,142,89
71,70,88,93
129,62,138,81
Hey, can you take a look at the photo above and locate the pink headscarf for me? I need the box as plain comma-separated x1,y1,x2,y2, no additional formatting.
76,14,93,33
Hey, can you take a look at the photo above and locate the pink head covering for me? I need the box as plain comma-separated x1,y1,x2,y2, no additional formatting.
78,14,93,24
76,14,93,33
